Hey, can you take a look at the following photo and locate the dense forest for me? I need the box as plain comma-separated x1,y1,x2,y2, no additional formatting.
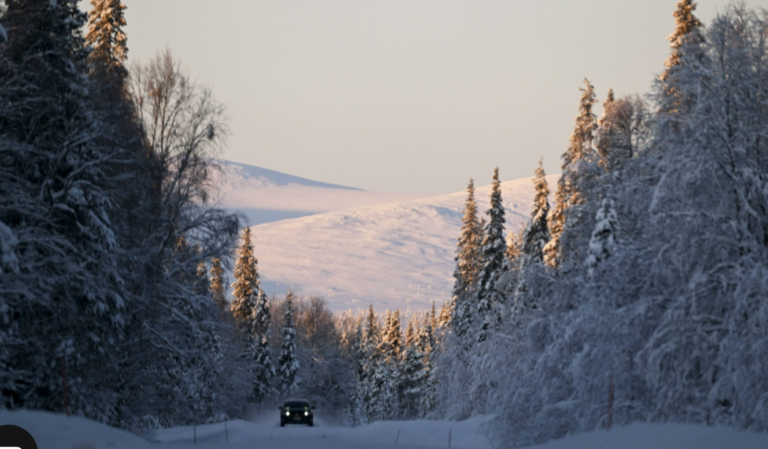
3,1,768,448
438,1,768,447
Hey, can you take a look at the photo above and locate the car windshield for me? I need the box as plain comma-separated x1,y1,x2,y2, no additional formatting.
284,401,309,409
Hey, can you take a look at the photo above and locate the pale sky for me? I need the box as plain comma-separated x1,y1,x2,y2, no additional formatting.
96,1,768,194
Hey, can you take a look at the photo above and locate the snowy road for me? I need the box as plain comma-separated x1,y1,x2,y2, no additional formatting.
0,409,494,449
153,414,494,449
4,409,768,449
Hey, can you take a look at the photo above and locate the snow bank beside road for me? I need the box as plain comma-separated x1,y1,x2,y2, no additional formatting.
0,409,151,448
526,422,768,449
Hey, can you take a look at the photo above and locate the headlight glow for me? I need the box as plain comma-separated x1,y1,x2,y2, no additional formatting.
305,411,308,416
285,411,289,416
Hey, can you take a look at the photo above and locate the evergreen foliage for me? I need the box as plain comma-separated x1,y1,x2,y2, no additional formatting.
544,79,598,267
85,0,127,89
585,198,619,278
475,167,507,342
450,179,483,349
209,257,227,310
515,161,550,307
277,291,300,397
252,288,275,403
230,227,259,327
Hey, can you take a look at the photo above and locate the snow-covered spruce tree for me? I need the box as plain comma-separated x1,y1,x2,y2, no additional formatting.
371,309,402,420
659,0,705,116
278,291,300,397
0,0,127,420
382,309,403,362
209,257,228,311
544,79,599,268
230,227,259,330
585,198,618,278
358,305,380,423
252,288,276,403
449,178,483,349
418,315,437,417
85,0,127,94
515,161,550,308
401,322,427,419
475,167,507,342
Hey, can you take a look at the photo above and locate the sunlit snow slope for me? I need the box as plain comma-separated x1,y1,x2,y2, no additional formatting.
214,161,424,226
228,162,558,312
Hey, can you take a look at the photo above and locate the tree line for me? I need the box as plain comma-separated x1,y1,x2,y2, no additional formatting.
437,1,768,448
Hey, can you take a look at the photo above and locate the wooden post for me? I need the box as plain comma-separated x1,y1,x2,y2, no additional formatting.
448,428,452,448
225,421,228,442
607,375,614,430
60,357,70,418
395,429,400,445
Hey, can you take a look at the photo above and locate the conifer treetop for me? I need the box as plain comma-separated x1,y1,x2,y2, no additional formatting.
86,0,128,67
661,0,704,82
231,227,259,322
563,78,598,170
209,256,227,310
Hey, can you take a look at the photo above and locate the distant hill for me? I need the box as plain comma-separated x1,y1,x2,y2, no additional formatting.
219,162,558,312
213,160,424,226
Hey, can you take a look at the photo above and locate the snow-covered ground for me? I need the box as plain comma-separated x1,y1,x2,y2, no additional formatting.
3,408,768,449
0,408,493,449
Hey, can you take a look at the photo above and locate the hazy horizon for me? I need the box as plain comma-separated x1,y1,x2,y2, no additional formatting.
85,0,768,194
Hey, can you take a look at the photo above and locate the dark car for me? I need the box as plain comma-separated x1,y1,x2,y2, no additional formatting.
279,399,315,427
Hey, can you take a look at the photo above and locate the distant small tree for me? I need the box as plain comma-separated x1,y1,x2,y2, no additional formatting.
209,257,227,310
586,198,619,278
252,288,275,403
278,291,300,397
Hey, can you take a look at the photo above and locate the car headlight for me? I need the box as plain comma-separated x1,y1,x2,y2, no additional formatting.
305,411,308,416
285,412,289,416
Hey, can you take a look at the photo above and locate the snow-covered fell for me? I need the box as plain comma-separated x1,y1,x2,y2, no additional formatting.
214,160,424,226
241,172,558,311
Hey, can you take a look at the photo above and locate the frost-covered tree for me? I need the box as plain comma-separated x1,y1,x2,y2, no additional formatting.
0,0,127,419
381,309,403,363
595,95,651,172
231,227,259,327
401,322,427,419
520,161,551,265
515,161,550,307
209,257,228,310
278,291,300,397
585,198,619,278
544,79,598,267
418,316,437,416
252,288,275,403
450,179,483,348
475,168,507,341
85,0,127,92
195,260,210,296
659,0,705,114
